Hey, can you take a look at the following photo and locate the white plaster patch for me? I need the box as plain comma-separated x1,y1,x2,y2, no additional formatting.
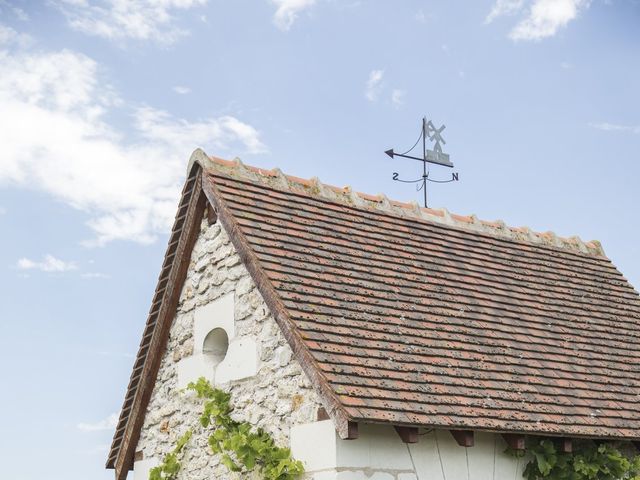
215,336,258,384
177,291,259,387
132,458,159,480
175,355,212,390
436,429,470,480
336,424,414,471
407,432,444,480
494,435,524,480
291,420,338,471
467,431,497,480
193,292,235,349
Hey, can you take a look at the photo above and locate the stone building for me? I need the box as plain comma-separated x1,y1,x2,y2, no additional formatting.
106,150,640,480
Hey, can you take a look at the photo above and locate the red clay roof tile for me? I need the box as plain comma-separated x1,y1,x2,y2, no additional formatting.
203,155,640,439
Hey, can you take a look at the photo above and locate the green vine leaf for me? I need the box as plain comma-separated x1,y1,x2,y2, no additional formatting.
187,377,305,480
148,430,192,480
149,377,304,480
518,437,640,480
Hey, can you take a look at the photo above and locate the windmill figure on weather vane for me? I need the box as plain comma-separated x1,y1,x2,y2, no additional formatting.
386,116,459,208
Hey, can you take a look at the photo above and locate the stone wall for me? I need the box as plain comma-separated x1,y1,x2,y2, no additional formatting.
131,212,526,480
134,215,323,479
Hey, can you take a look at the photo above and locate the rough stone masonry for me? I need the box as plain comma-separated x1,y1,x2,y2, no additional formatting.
135,216,323,479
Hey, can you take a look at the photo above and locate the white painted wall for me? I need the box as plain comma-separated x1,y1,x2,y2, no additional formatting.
131,458,158,480
291,421,526,480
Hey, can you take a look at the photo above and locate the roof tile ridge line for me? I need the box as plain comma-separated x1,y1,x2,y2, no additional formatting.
272,167,293,191
513,225,538,244
486,218,517,241
404,200,423,221
309,176,330,198
201,175,357,439
211,172,611,262
376,192,394,212
197,150,607,258
568,235,590,255
232,156,264,184
186,148,211,176
213,172,610,263
586,239,606,257
348,185,370,208
309,176,346,205
298,175,404,217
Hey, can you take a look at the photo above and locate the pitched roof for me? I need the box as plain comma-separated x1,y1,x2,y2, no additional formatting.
108,149,640,476
201,154,640,439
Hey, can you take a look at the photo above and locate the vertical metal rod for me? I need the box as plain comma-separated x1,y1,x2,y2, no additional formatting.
422,117,428,208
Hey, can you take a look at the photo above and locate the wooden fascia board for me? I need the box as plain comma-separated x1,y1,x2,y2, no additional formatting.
201,174,355,439
111,166,205,479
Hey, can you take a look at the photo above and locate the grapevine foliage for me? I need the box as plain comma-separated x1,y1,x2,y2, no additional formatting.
148,377,304,480
509,438,640,480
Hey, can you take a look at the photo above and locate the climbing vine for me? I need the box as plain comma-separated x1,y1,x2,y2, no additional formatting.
149,430,192,480
509,438,640,480
149,377,304,480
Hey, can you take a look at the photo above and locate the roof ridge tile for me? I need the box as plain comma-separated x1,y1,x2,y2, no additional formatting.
195,151,605,257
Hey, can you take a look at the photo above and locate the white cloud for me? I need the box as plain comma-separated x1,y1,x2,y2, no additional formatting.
134,106,267,158
172,85,190,95
486,0,590,41
55,0,208,44
485,0,525,23
365,69,384,102
77,412,118,432
81,272,111,279
16,254,78,272
511,0,590,40
589,122,640,134
271,0,316,31
0,24,31,47
0,206,5,215
0,1,29,21
391,89,405,108
0,29,267,245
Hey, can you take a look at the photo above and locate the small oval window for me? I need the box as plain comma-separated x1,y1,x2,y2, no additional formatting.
202,328,229,365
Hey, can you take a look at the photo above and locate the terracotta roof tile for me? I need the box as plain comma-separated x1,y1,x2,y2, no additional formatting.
203,155,640,439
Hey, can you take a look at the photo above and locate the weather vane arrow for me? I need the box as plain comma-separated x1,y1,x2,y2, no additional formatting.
386,116,459,208
385,148,453,168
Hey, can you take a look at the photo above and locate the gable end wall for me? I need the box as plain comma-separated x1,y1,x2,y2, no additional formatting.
135,215,323,479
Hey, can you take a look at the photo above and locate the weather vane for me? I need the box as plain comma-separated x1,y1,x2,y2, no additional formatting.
386,116,459,208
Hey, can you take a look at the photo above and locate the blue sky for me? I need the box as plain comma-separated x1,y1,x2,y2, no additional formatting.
0,1,638,479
